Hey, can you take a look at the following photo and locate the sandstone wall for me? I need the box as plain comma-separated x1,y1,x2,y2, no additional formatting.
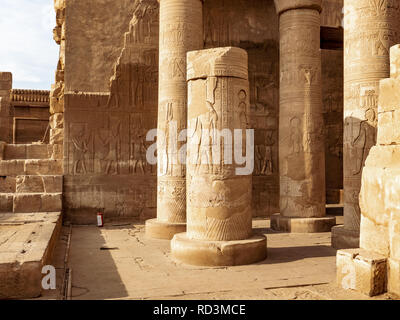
64,0,139,93
63,0,159,224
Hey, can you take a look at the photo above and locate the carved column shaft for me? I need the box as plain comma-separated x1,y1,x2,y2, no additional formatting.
170,47,267,266
272,0,335,232
157,0,203,223
278,1,325,217
186,47,252,241
146,0,203,239
343,0,400,233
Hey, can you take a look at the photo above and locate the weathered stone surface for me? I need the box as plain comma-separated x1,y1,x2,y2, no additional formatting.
65,0,139,92
0,212,61,299
390,44,400,79
13,193,62,213
49,128,63,145
15,175,63,194
0,160,25,176
0,194,13,213
0,141,6,160
4,144,53,160
337,248,387,297
0,176,16,193
24,159,63,176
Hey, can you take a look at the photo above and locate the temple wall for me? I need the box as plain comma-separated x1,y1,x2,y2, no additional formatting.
62,0,344,223
63,0,159,224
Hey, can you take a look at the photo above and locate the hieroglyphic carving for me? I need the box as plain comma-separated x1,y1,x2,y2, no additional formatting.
70,123,91,175
343,0,400,232
186,47,252,241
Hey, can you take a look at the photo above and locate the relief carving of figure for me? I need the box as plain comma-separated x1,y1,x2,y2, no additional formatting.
289,117,303,155
131,135,147,175
300,65,316,86
255,130,274,177
105,120,121,175
71,124,91,175
351,108,377,175
192,101,218,174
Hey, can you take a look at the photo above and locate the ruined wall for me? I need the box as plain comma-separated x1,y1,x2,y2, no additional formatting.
50,0,66,160
0,73,13,143
63,0,159,224
64,0,139,93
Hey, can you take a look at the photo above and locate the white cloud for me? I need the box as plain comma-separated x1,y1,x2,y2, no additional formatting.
0,0,59,90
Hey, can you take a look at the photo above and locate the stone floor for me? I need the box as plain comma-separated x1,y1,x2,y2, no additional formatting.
0,212,61,299
38,218,397,300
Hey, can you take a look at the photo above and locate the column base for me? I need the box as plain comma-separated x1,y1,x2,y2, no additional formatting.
271,214,336,233
337,248,387,297
331,225,360,249
171,233,267,266
145,218,186,240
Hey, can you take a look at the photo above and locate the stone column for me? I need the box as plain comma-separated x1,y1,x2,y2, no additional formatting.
145,0,203,239
171,47,267,266
332,0,400,249
272,0,336,232
0,72,13,143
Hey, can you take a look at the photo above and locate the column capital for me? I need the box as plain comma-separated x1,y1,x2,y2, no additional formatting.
274,0,322,15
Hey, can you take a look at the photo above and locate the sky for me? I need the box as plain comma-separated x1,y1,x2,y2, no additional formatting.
0,0,58,90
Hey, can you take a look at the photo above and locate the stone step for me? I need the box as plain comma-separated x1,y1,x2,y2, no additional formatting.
0,194,13,213
0,193,62,213
0,159,63,176
0,176,16,193
0,212,62,299
3,144,53,160
15,175,63,194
